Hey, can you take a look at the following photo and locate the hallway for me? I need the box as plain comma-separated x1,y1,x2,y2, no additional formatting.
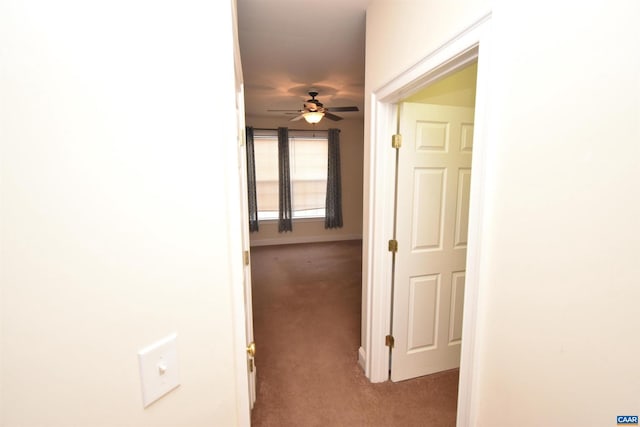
250,240,459,427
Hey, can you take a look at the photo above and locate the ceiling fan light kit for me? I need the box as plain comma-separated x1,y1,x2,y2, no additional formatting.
267,90,359,124
303,111,324,124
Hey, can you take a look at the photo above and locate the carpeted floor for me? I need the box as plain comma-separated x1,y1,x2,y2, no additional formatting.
250,240,459,427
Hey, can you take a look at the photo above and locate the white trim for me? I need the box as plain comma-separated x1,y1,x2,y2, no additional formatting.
456,16,493,427
363,11,492,425
250,234,362,247
363,95,397,383
374,14,490,101
358,346,367,371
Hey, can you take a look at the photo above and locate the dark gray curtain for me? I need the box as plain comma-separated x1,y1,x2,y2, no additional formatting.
245,126,259,232
277,127,293,232
325,128,343,229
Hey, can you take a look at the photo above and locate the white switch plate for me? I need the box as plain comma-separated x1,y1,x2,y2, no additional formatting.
138,333,180,407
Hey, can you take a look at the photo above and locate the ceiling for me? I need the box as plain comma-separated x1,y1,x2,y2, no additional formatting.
236,0,369,121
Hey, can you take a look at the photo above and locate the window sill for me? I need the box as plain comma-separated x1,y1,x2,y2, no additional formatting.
257,217,325,224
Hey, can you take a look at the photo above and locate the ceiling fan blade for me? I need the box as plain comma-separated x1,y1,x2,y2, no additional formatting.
268,109,302,112
327,106,359,112
289,114,305,122
324,112,343,121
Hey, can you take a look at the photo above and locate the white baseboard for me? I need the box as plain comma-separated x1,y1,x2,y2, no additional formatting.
250,233,362,247
358,346,366,372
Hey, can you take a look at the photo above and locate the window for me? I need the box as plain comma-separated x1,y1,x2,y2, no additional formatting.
254,131,328,220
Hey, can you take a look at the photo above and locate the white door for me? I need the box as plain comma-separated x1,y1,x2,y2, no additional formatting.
390,102,474,382
236,85,257,407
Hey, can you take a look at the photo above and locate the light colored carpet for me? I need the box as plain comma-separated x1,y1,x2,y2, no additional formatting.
250,240,458,427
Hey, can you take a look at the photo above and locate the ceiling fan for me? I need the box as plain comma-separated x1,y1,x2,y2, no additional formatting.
268,91,359,124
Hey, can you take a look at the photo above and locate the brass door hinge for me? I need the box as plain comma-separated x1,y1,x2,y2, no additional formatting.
385,334,395,348
247,341,256,372
388,239,398,253
243,250,250,266
392,134,402,149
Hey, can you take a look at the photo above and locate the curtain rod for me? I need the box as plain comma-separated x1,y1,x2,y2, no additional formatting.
250,127,339,133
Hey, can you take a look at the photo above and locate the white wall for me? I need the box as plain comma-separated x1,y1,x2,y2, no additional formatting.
365,1,640,426
0,1,246,426
245,116,364,246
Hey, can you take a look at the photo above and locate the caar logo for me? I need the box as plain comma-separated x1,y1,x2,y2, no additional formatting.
617,416,639,425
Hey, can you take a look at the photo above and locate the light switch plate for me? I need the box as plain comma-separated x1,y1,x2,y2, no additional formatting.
138,333,180,407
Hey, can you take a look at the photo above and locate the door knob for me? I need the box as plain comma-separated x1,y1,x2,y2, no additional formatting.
246,342,256,357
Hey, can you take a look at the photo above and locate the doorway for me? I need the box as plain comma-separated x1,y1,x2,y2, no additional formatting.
390,62,477,382
235,12,492,425
362,15,491,425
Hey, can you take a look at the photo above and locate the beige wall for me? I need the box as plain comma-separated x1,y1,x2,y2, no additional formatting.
1,1,245,426
245,116,364,246
365,0,489,92
366,1,640,426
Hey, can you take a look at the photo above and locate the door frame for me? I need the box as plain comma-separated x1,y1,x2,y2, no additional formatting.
230,0,253,424
362,12,492,426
